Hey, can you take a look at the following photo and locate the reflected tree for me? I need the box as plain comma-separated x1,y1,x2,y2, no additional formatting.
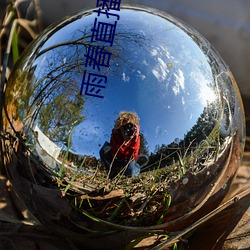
38,93,84,143
184,103,217,145
139,133,149,156
146,103,220,171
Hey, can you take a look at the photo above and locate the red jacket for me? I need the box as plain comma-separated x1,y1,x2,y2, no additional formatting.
110,129,140,161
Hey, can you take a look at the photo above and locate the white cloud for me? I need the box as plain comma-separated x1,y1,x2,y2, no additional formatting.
152,57,169,82
172,69,185,95
137,70,146,80
182,96,185,105
190,71,216,104
150,48,158,56
142,59,149,66
122,72,130,82
155,126,168,138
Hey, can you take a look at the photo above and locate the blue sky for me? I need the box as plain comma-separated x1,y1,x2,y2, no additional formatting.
32,8,218,158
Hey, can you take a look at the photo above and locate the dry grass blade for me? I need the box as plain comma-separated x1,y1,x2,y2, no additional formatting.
16,19,38,39
0,0,43,150
0,0,43,78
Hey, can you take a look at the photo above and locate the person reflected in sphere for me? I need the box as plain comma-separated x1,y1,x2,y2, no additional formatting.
100,111,141,178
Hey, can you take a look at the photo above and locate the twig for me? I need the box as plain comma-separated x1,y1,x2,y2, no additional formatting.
0,19,18,128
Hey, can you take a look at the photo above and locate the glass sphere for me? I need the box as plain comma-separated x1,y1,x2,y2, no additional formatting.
2,5,245,248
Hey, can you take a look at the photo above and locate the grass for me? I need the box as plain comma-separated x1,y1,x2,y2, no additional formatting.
51,118,234,231
49,117,227,228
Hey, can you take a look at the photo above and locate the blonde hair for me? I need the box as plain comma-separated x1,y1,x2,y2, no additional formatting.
114,111,140,131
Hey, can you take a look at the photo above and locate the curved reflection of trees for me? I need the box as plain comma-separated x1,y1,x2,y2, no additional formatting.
38,93,84,143
33,24,150,86
183,103,217,144
28,18,152,146
21,22,151,166
144,103,221,172
139,133,149,156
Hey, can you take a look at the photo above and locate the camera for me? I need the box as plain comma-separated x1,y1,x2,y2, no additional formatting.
123,123,135,137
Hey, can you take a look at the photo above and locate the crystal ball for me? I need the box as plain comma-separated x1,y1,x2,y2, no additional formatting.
2,5,245,248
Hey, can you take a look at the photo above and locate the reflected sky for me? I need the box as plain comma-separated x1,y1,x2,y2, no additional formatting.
28,7,218,157
2,5,246,234
69,9,216,156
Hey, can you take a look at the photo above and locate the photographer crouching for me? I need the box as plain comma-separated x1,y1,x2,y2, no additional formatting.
100,111,141,179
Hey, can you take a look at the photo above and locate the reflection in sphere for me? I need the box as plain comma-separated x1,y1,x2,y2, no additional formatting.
2,5,245,248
